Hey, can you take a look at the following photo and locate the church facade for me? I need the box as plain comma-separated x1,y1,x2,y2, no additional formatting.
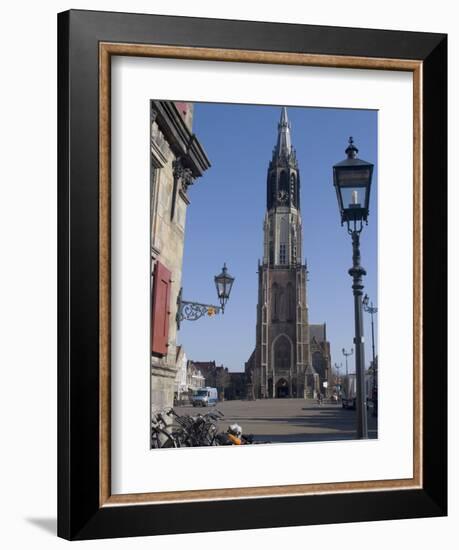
245,108,331,399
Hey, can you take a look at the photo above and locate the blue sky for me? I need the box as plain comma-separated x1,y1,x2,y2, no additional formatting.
177,103,378,374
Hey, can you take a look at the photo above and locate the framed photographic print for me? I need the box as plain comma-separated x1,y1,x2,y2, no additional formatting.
57,9,447,540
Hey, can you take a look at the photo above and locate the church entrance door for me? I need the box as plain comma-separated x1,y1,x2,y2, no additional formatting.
276,378,289,398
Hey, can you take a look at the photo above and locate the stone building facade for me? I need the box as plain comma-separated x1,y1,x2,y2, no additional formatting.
309,324,333,396
225,372,247,401
186,361,206,393
150,101,210,414
189,361,230,400
245,108,330,399
174,346,188,400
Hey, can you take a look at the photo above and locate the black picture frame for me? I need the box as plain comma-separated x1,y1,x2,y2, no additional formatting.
58,9,447,540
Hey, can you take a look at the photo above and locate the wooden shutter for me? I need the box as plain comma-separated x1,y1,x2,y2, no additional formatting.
151,261,172,356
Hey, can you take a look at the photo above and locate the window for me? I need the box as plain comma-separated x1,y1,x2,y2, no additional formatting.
290,173,296,205
292,242,297,264
269,242,274,264
275,336,291,370
279,170,288,193
279,243,287,265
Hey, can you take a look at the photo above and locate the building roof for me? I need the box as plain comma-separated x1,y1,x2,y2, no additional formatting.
189,361,216,369
309,323,327,343
229,372,245,379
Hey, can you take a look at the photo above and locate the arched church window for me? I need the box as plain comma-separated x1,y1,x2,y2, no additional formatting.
279,170,289,193
280,217,288,240
279,217,288,265
269,173,276,208
291,227,297,264
274,336,291,370
290,173,296,205
279,244,287,265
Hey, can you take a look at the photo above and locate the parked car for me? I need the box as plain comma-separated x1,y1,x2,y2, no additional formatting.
342,396,371,410
192,387,218,407
342,396,356,409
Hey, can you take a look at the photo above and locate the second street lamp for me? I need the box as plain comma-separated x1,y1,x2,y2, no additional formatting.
342,347,353,399
363,293,378,417
334,363,342,397
333,137,374,439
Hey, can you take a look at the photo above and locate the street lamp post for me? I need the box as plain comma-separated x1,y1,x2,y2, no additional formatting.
342,347,353,397
334,363,342,396
363,294,378,417
176,263,235,329
333,137,374,439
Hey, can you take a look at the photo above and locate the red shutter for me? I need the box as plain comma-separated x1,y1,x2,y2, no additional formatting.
151,261,172,356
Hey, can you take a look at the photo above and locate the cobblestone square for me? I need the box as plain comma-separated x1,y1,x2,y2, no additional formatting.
176,398,377,443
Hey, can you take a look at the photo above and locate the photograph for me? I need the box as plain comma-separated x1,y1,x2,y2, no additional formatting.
150,100,378,448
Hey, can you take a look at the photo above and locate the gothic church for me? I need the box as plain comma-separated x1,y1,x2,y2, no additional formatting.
245,108,331,399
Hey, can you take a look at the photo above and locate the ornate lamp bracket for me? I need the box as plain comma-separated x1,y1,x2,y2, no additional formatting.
176,288,222,330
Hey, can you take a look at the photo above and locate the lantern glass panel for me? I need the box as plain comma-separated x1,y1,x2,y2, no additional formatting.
336,166,372,187
216,278,226,298
340,187,366,210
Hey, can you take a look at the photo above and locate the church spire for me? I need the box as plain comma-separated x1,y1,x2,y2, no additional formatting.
267,107,300,211
274,107,292,159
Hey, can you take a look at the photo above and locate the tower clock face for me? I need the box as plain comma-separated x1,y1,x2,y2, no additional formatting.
277,190,288,204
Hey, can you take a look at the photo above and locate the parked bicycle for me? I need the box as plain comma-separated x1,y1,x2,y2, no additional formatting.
166,408,223,446
151,410,183,448
151,408,270,448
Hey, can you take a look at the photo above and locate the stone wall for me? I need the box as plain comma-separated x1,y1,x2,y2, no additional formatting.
150,101,210,415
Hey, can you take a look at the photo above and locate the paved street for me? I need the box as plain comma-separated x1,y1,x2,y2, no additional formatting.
175,398,378,443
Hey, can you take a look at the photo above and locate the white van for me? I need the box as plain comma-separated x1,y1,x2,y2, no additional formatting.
192,387,218,407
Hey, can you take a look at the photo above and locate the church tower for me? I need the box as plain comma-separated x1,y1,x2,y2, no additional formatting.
247,108,318,398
